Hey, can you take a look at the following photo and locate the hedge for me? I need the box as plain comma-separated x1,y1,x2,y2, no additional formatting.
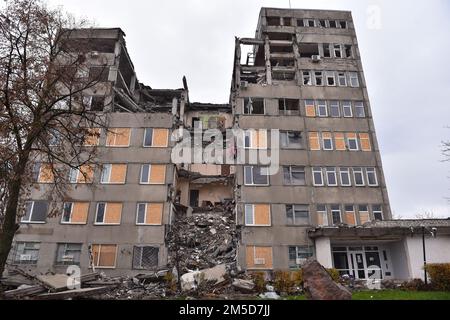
425,263,450,291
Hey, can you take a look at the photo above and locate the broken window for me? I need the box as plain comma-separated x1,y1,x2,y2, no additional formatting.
340,168,351,186
95,202,122,225
366,168,378,186
306,19,315,27
323,43,331,58
326,72,336,86
289,246,314,267
344,45,352,58
333,44,342,58
21,201,48,224
319,19,327,28
330,101,340,117
280,131,303,149
13,242,40,265
312,168,324,186
61,202,89,224
244,98,265,115
326,167,338,186
272,70,295,81
343,101,353,117
317,100,328,117
245,204,271,226
317,205,328,226
354,102,366,118
279,99,299,115
133,246,159,270
302,71,312,86
91,244,118,268
353,168,365,186
347,133,359,151
270,45,293,53
270,58,295,67
286,205,310,225
68,165,94,184
266,16,281,26
89,66,109,82
329,20,337,28
314,71,323,86
339,20,348,29
297,19,304,27
331,205,342,225
244,166,269,186
55,243,82,266
349,72,360,87
140,164,166,185
372,205,384,221
90,96,105,112
322,132,333,150
136,203,163,225
299,43,319,58
338,72,347,86
101,164,127,184
283,17,292,26
283,166,306,185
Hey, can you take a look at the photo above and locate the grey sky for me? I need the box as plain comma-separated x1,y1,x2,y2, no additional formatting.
44,0,450,219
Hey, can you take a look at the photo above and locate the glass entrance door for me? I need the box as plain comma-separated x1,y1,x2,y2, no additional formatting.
348,251,367,279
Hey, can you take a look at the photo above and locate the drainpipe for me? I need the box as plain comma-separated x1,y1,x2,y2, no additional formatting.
422,226,428,285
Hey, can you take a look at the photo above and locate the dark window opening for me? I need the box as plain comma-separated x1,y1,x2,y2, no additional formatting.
271,58,295,67
299,43,320,58
89,66,109,82
297,19,304,27
307,19,315,27
267,17,281,26
319,20,327,28
272,71,295,81
329,20,337,28
267,33,292,41
339,21,347,29
90,96,105,112
270,45,293,53
323,43,331,58
345,45,353,58
279,99,299,115
283,17,292,26
244,98,264,115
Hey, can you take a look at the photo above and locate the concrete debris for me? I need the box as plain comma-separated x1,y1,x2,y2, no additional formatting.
37,274,71,291
259,291,281,300
232,279,255,293
181,264,227,292
302,260,352,300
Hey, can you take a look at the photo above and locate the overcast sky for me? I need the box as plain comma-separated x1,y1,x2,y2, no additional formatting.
43,0,450,219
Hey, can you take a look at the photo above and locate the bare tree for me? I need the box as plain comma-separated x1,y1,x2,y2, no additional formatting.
415,211,436,220
0,0,109,276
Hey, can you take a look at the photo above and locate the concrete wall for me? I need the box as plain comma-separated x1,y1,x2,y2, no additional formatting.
389,240,411,281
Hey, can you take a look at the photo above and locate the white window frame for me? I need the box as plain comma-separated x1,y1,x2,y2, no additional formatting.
284,166,306,186
326,71,336,86
243,98,266,115
244,166,270,186
143,128,169,148
133,245,159,270
354,102,366,118
95,203,121,226
21,201,47,224
366,168,379,187
317,205,329,227
314,71,324,86
286,205,310,225
100,164,126,185
331,205,342,225
107,128,131,148
317,100,328,117
349,72,360,87
342,101,353,118
55,243,82,266
338,72,347,87
322,133,334,151
245,204,271,227
347,134,359,151
312,167,324,187
14,242,40,265
333,44,342,58
330,101,340,117
61,202,88,225
353,168,365,187
372,206,384,221
302,71,312,86
339,168,352,187
326,167,338,186
91,244,118,269
136,203,163,226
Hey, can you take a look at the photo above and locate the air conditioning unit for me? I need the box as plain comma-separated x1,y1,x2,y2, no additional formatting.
296,258,307,266
20,254,32,262
240,81,249,89
311,55,321,63
254,258,266,266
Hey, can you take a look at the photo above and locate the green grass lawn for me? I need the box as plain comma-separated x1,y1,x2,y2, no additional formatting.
287,290,450,300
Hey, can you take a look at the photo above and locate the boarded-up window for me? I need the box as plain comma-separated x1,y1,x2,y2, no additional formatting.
79,165,94,184
38,164,54,183
100,164,127,184
106,128,131,147
144,128,169,147
305,100,316,117
359,205,370,225
244,204,271,226
335,133,346,151
84,128,100,146
309,132,320,150
140,164,166,184
136,203,163,225
61,202,89,224
246,246,273,269
344,205,356,226
91,244,117,268
359,133,372,151
246,130,267,149
95,203,122,225
317,205,328,226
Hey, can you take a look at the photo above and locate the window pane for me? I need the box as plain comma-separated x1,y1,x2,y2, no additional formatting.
343,102,352,117
355,102,365,117
330,101,340,117
244,167,252,185
144,129,153,147
96,203,105,223
291,167,306,185
280,132,288,148
245,205,254,225
141,165,150,183
137,204,146,224
367,168,378,186
340,168,351,186
317,101,327,117
327,168,337,186
253,167,268,185
31,202,48,222
354,169,364,186
289,247,297,260
62,203,72,223
286,205,294,224
313,168,323,186
101,165,111,183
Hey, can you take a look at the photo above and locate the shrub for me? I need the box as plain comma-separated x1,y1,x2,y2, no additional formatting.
251,271,266,293
274,271,295,294
326,268,340,282
425,263,450,291
402,278,427,291
292,270,303,287
164,272,177,292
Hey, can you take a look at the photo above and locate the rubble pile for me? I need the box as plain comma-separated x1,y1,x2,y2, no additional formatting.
167,201,239,273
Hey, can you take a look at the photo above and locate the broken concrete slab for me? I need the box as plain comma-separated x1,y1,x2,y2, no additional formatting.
302,260,352,300
2,285,46,299
201,264,227,284
259,291,280,300
36,286,111,300
37,274,71,291
180,264,227,292
232,279,255,292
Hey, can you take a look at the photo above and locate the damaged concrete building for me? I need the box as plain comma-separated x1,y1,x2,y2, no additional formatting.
8,8,450,283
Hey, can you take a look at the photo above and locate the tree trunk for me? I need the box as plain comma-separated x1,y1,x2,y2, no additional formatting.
0,159,27,278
